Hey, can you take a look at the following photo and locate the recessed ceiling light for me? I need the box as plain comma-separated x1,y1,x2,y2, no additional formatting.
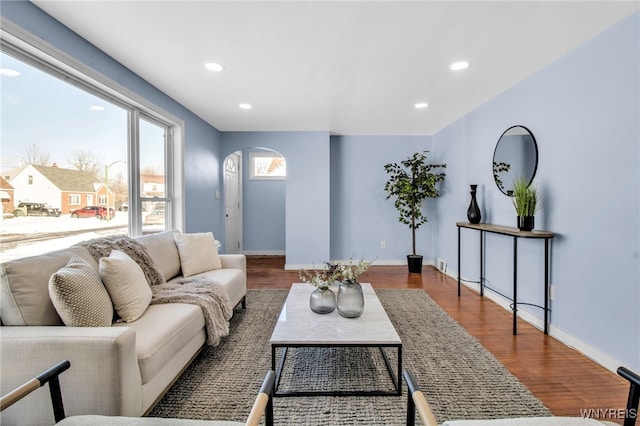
88,105,105,111
205,62,224,72
0,68,20,77
414,102,429,109
450,61,470,71
239,103,252,110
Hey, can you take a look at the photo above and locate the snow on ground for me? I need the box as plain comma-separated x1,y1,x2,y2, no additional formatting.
0,214,130,263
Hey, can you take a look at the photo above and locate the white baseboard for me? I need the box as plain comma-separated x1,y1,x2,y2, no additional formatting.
243,250,285,256
446,268,626,374
284,263,314,271
284,258,436,270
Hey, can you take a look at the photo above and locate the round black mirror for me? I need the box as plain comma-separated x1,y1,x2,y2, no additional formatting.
492,125,538,196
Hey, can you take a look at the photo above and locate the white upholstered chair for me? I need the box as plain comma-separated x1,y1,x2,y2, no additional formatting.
404,368,639,426
1,360,275,426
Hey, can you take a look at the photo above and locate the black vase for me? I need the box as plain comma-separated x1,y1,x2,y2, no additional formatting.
467,184,481,224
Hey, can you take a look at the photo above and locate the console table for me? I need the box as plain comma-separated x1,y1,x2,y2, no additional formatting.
456,222,554,335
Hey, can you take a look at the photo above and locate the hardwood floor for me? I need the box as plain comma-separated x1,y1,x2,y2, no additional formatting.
247,256,629,425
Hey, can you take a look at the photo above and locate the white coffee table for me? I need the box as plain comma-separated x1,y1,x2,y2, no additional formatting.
270,283,403,397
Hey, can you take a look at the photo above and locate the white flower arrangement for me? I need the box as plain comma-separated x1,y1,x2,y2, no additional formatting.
214,240,222,250
299,258,372,289
329,258,371,282
299,267,334,289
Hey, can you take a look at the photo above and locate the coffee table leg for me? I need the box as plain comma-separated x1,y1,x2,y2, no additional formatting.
397,345,402,396
379,345,403,396
272,345,289,395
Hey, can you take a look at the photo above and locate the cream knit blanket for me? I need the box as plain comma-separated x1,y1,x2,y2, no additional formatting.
151,276,233,346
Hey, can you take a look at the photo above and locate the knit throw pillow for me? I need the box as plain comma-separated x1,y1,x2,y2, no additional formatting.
48,255,113,327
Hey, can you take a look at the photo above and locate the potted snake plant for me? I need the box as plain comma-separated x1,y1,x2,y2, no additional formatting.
512,177,540,231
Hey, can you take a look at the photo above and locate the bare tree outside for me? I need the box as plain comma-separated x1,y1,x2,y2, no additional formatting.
20,144,52,166
142,165,162,175
109,171,129,209
67,150,103,178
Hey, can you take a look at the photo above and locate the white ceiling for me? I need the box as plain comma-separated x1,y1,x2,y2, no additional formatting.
32,1,639,135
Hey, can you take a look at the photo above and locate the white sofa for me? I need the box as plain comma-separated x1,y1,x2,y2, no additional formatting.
0,230,246,426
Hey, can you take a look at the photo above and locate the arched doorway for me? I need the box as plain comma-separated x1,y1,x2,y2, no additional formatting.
224,148,286,256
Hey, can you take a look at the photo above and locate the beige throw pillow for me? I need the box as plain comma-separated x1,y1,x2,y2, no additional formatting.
174,232,222,277
99,250,153,322
48,255,113,327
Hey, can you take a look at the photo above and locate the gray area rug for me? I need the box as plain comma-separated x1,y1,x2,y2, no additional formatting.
150,289,551,425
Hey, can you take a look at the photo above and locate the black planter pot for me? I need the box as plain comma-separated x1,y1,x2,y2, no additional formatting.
407,255,423,274
517,215,535,231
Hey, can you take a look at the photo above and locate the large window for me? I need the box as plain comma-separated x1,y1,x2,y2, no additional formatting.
0,30,182,263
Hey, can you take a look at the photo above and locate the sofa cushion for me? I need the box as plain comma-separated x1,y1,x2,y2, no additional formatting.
169,268,246,309
113,303,205,385
174,232,222,277
0,246,98,326
99,250,152,323
136,230,181,281
49,255,114,327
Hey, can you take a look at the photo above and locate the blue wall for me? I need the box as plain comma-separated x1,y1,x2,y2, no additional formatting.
330,135,436,262
241,149,286,253
433,12,639,370
1,1,225,236
221,131,330,267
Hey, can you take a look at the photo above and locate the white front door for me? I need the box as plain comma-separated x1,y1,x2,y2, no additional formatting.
224,153,242,254
86,195,93,206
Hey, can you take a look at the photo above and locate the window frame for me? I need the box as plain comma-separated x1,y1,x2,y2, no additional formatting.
68,194,81,206
248,151,286,181
1,20,185,235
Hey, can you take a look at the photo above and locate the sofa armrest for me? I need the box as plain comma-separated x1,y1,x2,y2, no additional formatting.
1,326,142,424
219,254,246,275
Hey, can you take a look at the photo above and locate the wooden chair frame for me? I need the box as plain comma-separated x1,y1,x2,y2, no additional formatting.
403,367,640,426
1,360,276,426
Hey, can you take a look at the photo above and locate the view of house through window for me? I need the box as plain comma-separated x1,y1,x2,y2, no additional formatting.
0,45,174,263
140,117,169,233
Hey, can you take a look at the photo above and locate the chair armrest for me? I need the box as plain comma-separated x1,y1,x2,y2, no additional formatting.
246,370,276,426
617,367,640,426
403,369,439,426
219,254,246,274
1,360,70,422
1,326,142,424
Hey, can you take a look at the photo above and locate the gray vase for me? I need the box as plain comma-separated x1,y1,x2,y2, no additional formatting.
309,287,336,314
337,280,364,318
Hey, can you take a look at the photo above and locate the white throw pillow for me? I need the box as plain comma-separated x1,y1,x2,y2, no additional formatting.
99,250,153,322
174,232,222,277
49,255,113,327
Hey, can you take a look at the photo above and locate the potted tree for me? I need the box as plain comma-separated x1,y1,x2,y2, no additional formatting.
512,177,540,231
384,151,446,273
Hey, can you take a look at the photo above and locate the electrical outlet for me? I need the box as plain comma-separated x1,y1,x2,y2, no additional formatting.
380,241,386,249
550,285,555,300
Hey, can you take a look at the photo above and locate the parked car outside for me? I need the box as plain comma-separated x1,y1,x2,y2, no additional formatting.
70,206,115,220
143,209,165,225
119,201,128,212
13,202,61,217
